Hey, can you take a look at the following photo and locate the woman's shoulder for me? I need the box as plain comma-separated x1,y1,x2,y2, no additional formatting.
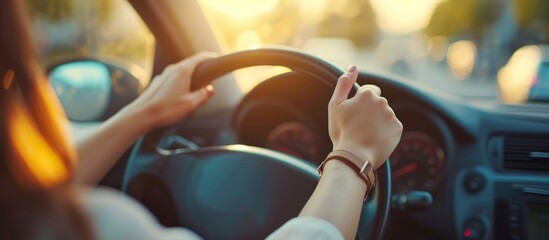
83,187,155,223
81,187,202,240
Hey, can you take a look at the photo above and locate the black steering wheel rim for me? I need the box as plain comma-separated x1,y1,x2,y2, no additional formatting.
124,48,390,240
191,48,346,91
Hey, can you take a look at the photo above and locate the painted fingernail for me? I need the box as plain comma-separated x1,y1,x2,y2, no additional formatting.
206,85,215,97
347,65,357,73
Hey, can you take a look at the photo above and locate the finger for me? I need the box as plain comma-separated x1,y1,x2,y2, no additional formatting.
358,84,381,96
184,86,212,108
163,52,220,76
206,85,215,97
330,65,358,106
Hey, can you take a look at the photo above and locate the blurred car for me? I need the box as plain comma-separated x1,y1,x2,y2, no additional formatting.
528,46,549,102
498,45,549,104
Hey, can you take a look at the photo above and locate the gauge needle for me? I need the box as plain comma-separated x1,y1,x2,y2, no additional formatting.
393,162,418,179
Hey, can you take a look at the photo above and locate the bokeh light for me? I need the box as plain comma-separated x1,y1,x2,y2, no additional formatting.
447,40,477,80
427,36,449,61
498,45,542,104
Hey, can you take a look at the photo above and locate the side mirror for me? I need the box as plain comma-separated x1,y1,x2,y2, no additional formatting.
49,61,111,121
48,59,145,121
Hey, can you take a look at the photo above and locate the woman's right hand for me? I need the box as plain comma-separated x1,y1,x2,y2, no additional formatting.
328,66,403,170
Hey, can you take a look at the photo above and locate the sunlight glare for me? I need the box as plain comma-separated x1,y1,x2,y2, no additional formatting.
234,66,291,93
236,30,261,50
370,0,442,34
200,0,279,19
297,0,331,23
9,101,70,188
498,45,542,104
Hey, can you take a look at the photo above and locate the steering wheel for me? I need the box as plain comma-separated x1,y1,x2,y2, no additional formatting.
122,48,391,240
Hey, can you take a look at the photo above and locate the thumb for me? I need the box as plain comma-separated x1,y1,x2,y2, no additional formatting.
330,65,358,106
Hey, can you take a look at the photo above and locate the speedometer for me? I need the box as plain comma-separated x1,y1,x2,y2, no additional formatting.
266,122,318,161
389,132,445,192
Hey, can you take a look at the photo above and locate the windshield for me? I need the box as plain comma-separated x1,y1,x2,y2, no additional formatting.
199,0,549,104
25,0,156,122
26,0,156,85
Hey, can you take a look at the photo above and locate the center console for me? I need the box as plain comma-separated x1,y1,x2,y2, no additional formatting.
494,183,549,240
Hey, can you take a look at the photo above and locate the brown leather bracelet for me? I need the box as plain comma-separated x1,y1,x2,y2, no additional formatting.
317,150,375,201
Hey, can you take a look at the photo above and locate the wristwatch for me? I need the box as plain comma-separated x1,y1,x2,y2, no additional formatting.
317,150,375,201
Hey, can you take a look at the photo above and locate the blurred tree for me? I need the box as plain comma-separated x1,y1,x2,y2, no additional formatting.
26,0,72,22
515,0,549,25
26,0,114,23
426,0,548,43
424,0,492,40
318,0,376,47
26,0,152,68
425,0,472,37
475,0,504,26
514,0,549,43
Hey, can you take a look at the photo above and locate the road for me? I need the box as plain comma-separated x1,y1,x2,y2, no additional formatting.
353,49,500,100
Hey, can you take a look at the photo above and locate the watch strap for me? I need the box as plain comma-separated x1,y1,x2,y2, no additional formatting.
317,150,375,201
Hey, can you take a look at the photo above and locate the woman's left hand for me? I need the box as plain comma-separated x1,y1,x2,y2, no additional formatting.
127,52,217,129
75,53,217,184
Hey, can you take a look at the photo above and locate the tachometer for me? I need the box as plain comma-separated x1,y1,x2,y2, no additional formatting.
266,122,318,161
390,132,444,192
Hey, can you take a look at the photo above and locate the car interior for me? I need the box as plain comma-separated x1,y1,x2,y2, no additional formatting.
27,0,549,239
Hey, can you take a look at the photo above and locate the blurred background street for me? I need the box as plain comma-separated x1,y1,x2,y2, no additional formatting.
28,0,549,103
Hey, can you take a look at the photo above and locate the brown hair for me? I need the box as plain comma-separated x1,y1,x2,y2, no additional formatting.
1,1,93,239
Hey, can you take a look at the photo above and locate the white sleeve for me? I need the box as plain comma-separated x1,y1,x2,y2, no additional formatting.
84,188,202,240
266,217,344,240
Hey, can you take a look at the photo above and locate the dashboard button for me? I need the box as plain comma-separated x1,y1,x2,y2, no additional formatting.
463,218,486,240
464,172,486,194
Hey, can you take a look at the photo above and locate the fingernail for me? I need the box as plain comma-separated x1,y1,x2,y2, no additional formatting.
206,85,215,97
347,65,357,73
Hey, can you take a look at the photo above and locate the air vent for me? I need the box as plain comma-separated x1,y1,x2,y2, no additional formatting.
504,135,549,171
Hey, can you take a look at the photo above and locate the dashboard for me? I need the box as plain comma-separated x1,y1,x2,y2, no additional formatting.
225,71,549,240
119,69,549,240
233,72,453,197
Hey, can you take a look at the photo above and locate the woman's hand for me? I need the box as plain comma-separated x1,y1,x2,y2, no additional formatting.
127,52,217,130
75,53,217,185
328,65,403,170
296,66,402,239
